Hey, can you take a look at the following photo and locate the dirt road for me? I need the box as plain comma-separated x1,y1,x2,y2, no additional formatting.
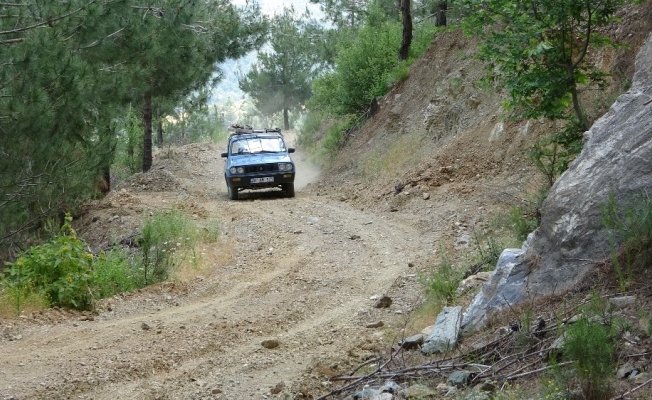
0,139,449,400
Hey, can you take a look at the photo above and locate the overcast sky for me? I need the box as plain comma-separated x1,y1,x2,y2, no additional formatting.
233,0,322,17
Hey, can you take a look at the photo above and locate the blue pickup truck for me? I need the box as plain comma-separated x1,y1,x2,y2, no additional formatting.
220,128,296,200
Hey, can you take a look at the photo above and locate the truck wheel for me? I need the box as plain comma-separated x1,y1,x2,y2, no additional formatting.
284,183,295,198
228,186,239,200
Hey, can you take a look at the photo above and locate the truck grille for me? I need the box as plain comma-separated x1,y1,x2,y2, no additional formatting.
243,164,278,173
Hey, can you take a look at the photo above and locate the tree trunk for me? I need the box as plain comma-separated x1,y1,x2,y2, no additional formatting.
435,1,447,27
283,108,290,130
156,104,163,148
398,0,412,61
142,91,153,173
102,167,111,194
567,64,588,130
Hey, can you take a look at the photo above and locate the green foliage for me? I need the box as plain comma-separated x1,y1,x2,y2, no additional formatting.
508,206,540,242
601,193,652,290
310,4,436,116
92,250,139,299
526,120,585,187
239,7,315,130
313,16,401,114
140,210,199,285
563,317,614,399
459,0,623,129
114,106,145,178
472,230,503,270
298,111,329,151
163,100,229,145
320,118,354,160
0,0,267,249
421,249,463,306
2,215,137,312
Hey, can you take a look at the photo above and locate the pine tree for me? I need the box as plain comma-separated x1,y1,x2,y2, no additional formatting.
239,7,316,130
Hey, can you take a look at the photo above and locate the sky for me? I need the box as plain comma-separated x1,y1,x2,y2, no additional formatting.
233,0,322,16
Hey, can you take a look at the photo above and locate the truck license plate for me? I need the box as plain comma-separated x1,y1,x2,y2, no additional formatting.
251,177,274,183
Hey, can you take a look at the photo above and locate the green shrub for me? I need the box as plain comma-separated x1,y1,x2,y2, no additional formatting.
563,317,614,399
422,249,462,306
140,210,198,285
317,118,354,161
3,215,96,310
298,111,327,151
92,249,139,298
601,193,652,290
114,106,144,175
509,205,540,242
472,231,503,271
310,5,436,116
526,119,584,188
2,214,138,312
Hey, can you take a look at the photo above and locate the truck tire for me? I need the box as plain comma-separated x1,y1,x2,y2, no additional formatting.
228,186,239,200
284,183,295,198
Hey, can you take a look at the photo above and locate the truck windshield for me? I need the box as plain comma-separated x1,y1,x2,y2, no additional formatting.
231,137,286,155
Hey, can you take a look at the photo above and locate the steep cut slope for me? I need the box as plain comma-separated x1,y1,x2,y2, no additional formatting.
314,4,652,230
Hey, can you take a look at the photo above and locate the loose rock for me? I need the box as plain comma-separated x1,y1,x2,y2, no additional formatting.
374,296,392,309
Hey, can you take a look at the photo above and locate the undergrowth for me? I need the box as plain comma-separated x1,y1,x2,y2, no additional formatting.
601,192,652,290
0,209,210,315
0,214,138,312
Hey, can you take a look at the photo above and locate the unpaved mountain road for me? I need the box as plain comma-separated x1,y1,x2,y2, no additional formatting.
0,139,455,400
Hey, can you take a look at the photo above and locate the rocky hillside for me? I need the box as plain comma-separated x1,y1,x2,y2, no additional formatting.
315,3,652,218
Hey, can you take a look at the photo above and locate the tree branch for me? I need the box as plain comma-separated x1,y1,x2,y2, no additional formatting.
0,1,95,36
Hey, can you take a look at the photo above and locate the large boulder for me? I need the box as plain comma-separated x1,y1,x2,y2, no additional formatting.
462,33,652,332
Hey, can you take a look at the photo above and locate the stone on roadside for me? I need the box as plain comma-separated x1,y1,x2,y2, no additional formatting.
374,295,392,309
261,339,280,349
422,306,462,354
365,321,384,328
399,383,437,399
270,381,285,394
609,296,636,308
399,334,424,350
448,370,473,387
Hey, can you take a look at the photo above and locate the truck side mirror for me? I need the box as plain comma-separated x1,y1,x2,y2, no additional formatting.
220,152,228,158
288,148,295,154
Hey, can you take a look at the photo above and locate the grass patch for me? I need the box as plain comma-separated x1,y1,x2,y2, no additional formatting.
491,185,548,243
0,210,209,315
361,134,426,180
601,192,652,290
421,249,464,308
140,210,200,285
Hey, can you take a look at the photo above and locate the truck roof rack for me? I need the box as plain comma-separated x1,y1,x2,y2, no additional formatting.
229,124,282,136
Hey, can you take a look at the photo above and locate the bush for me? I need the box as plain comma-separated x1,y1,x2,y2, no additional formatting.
317,118,354,161
140,210,198,285
2,214,137,312
526,119,584,188
472,231,503,270
422,249,462,306
509,205,540,242
563,317,614,399
601,193,652,290
298,111,328,151
310,5,436,116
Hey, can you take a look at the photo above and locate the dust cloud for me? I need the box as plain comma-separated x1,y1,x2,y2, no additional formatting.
283,130,322,189
294,154,321,189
